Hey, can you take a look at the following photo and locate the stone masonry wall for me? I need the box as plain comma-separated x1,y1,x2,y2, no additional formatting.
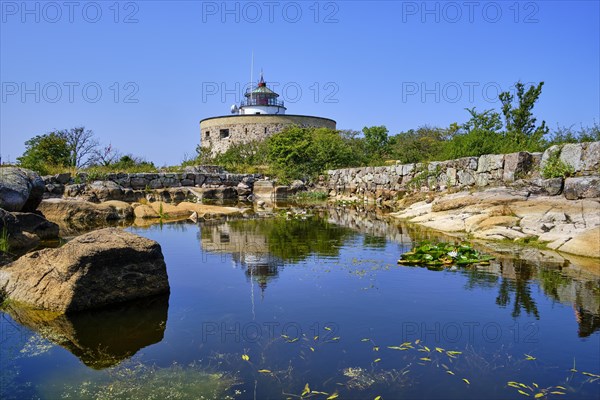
325,141,600,201
200,114,336,154
43,165,262,203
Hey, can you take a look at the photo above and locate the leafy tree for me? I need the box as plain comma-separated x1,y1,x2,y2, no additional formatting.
441,108,504,159
267,126,360,182
17,133,71,174
211,140,269,174
18,126,99,173
499,81,548,150
362,125,390,160
462,107,503,134
389,125,448,164
267,126,313,181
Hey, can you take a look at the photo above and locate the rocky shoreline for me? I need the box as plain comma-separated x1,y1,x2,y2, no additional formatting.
1,146,599,315
389,187,599,261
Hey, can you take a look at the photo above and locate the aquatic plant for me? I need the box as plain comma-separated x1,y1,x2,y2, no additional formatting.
293,191,328,202
398,241,494,268
53,361,239,399
0,226,10,253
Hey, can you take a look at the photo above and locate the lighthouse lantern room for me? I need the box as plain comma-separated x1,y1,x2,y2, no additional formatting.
233,73,286,115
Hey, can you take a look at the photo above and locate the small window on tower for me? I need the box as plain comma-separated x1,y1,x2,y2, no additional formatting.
205,131,210,138
264,127,268,134
219,129,230,139
219,233,230,243
245,128,248,134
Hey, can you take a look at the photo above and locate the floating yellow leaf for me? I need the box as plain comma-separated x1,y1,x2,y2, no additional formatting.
310,347,315,352
415,339,420,344
288,338,299,343
534,393,544,398
524,354,536,361
582,371,600,378
374,358,381,363
361,338,370,342
423,346,431,352
435,347,444,353
281,334,289,339
326,393,339,400
301,383,310,396
374,396,382,400
258,369,272,373
462,378,470,385
550,392,565,395
314,336,319,341
324,326,332,331
373,346,380,351
420,357,431,362
332,337,340,341
446,370,455,375
517,390,530,397
312,391,328,395
533,383,538,388
241,354,250,361
555,386,566,390
387,346,404,350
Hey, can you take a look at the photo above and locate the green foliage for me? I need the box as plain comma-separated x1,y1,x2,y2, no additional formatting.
362,125,390,161
541,148,575,179
17,127,100,174
17,132,71,174
293,191,328,202
499,81,549,150
84,168,109,182
267,126,361,182
213,140,269,174
110,155,156,172
398,241,495,269
83,155,157,178
0,226,10,253
546,123,600,146
441,108,505,159
185,141,268,174
55,361,239,400
389,126,449,164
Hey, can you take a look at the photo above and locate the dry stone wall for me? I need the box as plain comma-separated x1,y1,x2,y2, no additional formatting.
43,167,262,203
326,141,600,201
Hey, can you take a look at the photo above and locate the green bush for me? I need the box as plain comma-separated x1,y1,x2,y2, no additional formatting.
267,126,362,182
541,149,575,179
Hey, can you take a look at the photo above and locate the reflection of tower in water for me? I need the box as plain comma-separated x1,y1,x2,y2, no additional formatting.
200,221,285,296
233,252,284,296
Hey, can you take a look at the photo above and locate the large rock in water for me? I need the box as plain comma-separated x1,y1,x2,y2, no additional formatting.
0,167,45,211
0,209,59,255
0,228,169,312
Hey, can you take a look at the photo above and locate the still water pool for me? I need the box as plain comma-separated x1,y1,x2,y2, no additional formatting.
1,209,599,399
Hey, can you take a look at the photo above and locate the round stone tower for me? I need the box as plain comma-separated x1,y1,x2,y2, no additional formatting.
200,73,336,155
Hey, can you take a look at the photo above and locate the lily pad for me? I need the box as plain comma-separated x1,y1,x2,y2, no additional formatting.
398,241,495,269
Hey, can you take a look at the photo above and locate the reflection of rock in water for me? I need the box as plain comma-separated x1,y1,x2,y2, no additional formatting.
3,294,169,369
575,307,600,338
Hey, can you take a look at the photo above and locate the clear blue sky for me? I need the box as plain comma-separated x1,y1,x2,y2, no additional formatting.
1,0,598,166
